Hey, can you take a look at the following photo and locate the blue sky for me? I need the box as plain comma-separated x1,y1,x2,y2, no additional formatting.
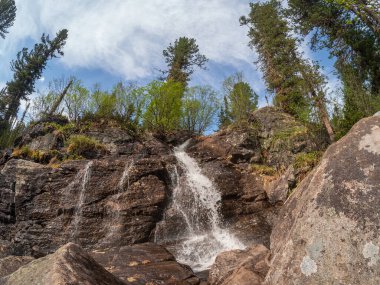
0,0,339,115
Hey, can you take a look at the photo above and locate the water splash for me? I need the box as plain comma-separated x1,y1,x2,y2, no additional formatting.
71,161,93,241
158,140,245,272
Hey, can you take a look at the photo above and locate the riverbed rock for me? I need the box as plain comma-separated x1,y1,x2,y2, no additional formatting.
0,243,124,285
0,256,34,278
265,115,380,284
209,244,269,285
91,243,200,284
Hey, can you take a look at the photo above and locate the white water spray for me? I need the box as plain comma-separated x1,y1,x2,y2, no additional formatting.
165,140,245,272
71,161,93,241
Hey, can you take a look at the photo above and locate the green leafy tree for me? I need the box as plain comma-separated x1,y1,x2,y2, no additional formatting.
143,81,184,133
0,0,16,39
87,85,117,119
112,82,148,127
241,1,335,141
64,80,89,123
222,72,258,124
181,86,219,134
162,37,208,85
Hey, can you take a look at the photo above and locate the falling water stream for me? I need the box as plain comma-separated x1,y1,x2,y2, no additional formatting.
157,140,245,272
71,161,93,241
105,159,135,241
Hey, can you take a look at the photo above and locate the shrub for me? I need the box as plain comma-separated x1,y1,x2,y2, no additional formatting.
67,135,106,158
251,163,277,176
294,151,322,170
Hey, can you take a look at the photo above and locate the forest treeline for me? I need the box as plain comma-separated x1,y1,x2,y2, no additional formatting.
0,0,379,148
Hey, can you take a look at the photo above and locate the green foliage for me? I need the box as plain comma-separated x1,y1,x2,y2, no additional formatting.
64,80,90,123
163,37,208,85
0,0,16,39
241,1,309,118
67,135,106,157
0,29,68,129
220,72,258,127
287,0,380,136
294,151,322,170
112,82,147,127
181,86,219,134
251,163,277,176
143,80,184,133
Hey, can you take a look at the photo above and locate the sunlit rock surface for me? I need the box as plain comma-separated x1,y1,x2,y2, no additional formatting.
265,115,380,284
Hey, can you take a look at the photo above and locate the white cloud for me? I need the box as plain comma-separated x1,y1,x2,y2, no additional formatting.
1,0,254,80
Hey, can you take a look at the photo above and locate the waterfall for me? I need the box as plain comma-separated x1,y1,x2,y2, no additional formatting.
71,161,93,241
158,140,245,272
105,159,135,242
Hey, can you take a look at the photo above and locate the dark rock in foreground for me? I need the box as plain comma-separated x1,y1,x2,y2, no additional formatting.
91,243,200,284
0,243,124,285
265,115,380,284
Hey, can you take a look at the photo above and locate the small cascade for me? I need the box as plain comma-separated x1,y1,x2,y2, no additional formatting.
71,161,93,241
103,159,135,244
156,140,245,272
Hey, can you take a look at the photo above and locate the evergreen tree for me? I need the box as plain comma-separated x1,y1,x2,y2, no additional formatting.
287,0,380,135
222,72,258,124
162,37,208,85
0,0,16,39
0,29,68,133
241,0,335,141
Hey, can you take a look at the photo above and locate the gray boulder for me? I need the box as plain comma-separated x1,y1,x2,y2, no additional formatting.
265,115,380,284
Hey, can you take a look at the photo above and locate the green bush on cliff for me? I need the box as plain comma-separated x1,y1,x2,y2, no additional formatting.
67,135,106,158
294,151,322,170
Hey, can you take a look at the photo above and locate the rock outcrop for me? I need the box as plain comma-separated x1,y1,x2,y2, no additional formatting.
0,256,34,278
186,107,321,246
0,243,124,285
0,132,174,257
208,244,269,285
265,115,380,284
91,243,200,284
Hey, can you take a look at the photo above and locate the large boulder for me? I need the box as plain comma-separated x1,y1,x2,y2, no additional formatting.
0,256,34,278
265,115,380,284
91,243,200,284
0,243,124,285
208,244,269,285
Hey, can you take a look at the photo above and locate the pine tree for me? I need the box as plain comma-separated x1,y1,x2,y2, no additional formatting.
221,72,258,125
0,29,68,133
162,37,208,85
0,0,16,39
241,0,335,141
288,0,380,135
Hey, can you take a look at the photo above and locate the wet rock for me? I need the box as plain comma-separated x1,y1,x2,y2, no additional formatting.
209,244,269,285
0,151,172,256
265,115,380,284
187,107,318,247
0,243,124,285
91,243,200,284
0,256,34,278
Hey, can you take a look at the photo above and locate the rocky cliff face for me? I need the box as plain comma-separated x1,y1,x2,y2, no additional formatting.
0,107,330,283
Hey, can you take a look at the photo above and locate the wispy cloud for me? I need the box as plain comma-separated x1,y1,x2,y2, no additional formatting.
2,0,254,80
